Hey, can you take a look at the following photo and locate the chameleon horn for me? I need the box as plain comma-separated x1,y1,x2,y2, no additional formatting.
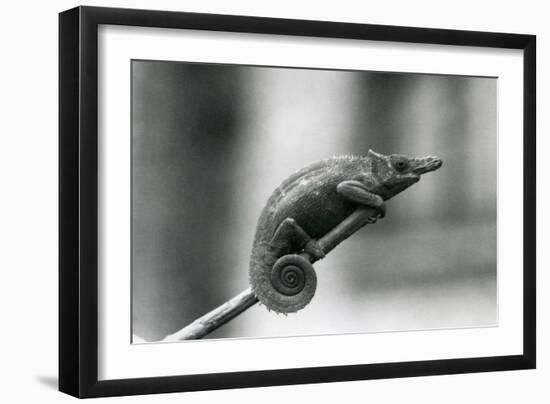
265,254,317,314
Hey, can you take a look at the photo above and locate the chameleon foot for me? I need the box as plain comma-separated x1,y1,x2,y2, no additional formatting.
303,239,326,260
366,204,386,224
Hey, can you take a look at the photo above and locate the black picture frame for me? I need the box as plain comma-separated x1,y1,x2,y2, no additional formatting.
59,5,536,398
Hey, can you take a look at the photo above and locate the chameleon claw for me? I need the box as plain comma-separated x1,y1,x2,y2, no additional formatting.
367,205,385,224
304,240,326,260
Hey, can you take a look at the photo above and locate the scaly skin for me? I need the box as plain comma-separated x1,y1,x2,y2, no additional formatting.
249,150,442,314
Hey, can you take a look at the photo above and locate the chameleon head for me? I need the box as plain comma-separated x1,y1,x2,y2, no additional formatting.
367,149,443,200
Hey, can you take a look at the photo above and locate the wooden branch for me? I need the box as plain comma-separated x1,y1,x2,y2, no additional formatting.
161,207,377,341
162,288,258,341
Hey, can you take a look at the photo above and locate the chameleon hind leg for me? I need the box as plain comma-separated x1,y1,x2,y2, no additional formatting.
270,218,326,260
254,218,322,314
337,180,386,223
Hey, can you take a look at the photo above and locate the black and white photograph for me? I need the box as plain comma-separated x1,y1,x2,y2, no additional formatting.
1,0,546,401
53,4,537,399
131,60,497,343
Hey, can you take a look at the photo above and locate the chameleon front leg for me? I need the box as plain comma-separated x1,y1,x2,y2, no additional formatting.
270,218,326,260
336,180,386,223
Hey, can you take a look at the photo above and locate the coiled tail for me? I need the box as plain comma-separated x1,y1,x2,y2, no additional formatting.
249,242,317,314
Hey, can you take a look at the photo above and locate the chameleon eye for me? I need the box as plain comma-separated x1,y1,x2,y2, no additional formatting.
393,159,409,172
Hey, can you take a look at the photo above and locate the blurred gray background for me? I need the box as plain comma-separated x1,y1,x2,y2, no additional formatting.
131,60,496,342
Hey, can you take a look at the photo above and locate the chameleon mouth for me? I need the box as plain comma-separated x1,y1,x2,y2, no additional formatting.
384,175,419,196
413,156,443,174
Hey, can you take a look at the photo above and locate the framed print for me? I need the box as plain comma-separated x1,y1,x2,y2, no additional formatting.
59,6,536,398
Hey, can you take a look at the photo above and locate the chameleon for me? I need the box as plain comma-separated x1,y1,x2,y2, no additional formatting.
249,149,442,314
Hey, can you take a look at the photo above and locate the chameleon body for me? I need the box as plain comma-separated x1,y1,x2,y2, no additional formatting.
249,149,442,314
